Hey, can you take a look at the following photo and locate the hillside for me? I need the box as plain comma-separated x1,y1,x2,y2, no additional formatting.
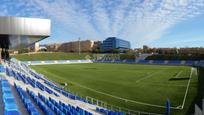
12,52,92,61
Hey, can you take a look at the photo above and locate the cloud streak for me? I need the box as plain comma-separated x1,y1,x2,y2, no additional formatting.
0,0,204,47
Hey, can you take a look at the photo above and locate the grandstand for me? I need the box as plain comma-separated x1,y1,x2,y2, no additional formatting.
0,15,202,115
0,60,125,115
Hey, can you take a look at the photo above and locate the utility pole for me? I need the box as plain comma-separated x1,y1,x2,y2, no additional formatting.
78,37,81,55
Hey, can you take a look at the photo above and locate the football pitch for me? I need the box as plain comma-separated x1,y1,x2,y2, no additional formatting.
31,63,198,114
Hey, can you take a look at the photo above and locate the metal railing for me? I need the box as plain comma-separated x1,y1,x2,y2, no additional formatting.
84,95,163,115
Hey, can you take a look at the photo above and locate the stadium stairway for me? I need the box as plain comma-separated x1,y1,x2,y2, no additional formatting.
1,60,125,115
0,78,29,115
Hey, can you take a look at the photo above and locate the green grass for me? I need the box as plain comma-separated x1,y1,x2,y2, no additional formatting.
31,63,197,114
12,52,92,61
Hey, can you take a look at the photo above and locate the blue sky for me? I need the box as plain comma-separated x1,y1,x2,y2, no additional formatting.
0,0,204,48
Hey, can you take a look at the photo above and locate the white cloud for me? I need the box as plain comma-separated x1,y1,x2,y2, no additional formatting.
0,0,204,47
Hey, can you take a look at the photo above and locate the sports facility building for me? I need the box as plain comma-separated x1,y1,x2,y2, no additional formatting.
0,16,51,60
102,37,130,52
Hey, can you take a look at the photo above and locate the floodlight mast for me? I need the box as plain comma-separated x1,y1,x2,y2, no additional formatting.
78,37,81,55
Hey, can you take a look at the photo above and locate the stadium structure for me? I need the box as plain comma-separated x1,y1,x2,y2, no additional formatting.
0,16,50,60
0,16,204,115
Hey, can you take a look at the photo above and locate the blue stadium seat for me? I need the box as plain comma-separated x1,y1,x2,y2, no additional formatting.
27,89,55,115
96,107,125,115
168,60,181,65
137,60,150,64
1,80,20,115
152,60,164,64
14,83,40,115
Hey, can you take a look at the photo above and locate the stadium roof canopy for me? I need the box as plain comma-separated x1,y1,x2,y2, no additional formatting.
0,16,51,49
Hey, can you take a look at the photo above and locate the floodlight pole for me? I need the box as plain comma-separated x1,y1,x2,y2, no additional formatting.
78,37,81,55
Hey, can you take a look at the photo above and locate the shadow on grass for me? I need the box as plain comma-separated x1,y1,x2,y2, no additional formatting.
169,77,190,81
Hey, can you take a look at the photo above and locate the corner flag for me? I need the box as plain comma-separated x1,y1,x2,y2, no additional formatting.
166,98,170,115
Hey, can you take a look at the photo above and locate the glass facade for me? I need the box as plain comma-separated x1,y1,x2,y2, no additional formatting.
102,37,130,51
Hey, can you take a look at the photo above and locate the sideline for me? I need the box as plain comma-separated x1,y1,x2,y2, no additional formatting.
181,67,194,109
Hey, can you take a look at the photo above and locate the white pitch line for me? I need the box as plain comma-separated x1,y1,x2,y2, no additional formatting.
181,67,194,109
135,71,162,83
175,71,183,78
41,71,182,110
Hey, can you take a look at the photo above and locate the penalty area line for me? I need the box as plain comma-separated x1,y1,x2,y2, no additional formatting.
180,67,194,109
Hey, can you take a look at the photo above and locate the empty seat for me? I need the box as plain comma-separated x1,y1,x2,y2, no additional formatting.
27,89,55,115
1,80,20,115
14,83,40,115
96,107,125,115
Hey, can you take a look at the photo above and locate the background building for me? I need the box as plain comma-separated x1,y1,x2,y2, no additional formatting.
58,40,94,52
102,37,130,52
46,43,61,52
29,42,40,52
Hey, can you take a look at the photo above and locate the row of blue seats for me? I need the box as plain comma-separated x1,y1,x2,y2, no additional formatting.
6,68,34,87
35,81,59,97
38,93,92,115
30,72,70,100
29,70,41,79
152,60,164,64
6,67,59,97
96,107,125,115
12,66,61,97
28,88,92,115
168,60,182,64
96,60,134,64
27,88,55,115
38,93,65,115
125,60,135,64
1,79,20,115
137,60,150,63
14,83,40,115
185,61,197,65
11,70,29,85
